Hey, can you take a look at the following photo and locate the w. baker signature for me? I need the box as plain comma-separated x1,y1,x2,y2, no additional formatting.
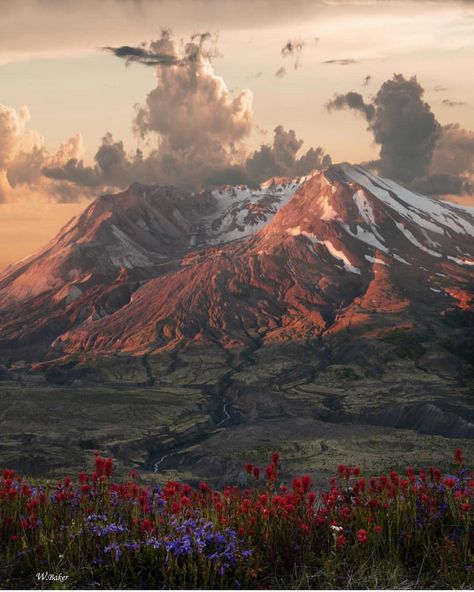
36,572,69,583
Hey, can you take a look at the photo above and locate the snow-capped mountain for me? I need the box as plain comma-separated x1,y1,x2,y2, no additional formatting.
0,177,307,305
0,164,472,359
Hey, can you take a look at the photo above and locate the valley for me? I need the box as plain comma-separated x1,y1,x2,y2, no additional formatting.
1,333,473,485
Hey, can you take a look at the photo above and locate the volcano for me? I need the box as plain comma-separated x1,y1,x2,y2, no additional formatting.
0,163,473,361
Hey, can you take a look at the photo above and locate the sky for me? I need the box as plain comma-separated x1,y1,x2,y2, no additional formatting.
0,0,473,269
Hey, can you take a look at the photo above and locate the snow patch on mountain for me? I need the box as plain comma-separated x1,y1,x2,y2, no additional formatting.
110,225,154,269
340,164,474,237
395,222,442,258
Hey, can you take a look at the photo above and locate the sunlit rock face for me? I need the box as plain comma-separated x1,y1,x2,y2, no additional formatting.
0,164,472,359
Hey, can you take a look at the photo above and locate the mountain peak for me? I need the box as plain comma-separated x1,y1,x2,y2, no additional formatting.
0,165,472,359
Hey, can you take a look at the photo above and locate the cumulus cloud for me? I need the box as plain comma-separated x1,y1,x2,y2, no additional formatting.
42,31,331,192
0,103,88,203
245,125,331,185
326,74,473,196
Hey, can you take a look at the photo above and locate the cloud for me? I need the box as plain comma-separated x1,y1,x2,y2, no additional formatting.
322,59,359,66
245,125,331,185
42,32,331,191
363,75,372,86
275,66,287,78
102,30,216,67
431,124,474,177
326,74,473,196
433,84,448,92
0,103,88,203
367,75,441,183
326,91,375,121
442,99,466,107
281,39,304,70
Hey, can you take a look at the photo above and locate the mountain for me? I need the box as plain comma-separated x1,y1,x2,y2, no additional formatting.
0,175,306,357
0,163,472,361
1,163,474,484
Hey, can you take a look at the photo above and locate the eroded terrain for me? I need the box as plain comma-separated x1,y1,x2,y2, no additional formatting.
1,332,473,485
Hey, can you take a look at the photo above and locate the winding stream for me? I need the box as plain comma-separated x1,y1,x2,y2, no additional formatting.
149,339,261,473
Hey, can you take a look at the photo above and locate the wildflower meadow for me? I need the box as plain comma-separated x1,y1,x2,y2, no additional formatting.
0,450,473,589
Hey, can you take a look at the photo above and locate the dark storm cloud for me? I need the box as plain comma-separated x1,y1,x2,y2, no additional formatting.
245,125,331,185
322,59,359,66
410,124,474,196
368,75,441,182
326,91,375,121
442,99,466,107
326,74,473,196
409,172,471,195
327,75,440,183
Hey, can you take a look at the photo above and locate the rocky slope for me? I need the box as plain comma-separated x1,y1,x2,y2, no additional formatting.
0,164,472,361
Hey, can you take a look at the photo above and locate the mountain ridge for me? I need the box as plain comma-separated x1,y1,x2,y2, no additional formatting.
0,163,472,361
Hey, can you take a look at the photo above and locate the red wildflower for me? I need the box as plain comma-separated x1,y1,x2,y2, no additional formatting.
455,448,464,464
271,451,280,466
245,463,253,474
253,466,260,479
3,469,17,480
460,502,471,512
199,482,210,493
301,475,312,493
373,525,383,534
140,518,153,533
300,522,310,533
272,494,284,507
444,477,456,489
336,533,346,548
265,464,276,481
357,529,368,543
22,485,32,497
292,477,301,492
339,506,350,520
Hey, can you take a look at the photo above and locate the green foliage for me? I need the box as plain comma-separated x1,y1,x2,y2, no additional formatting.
382,330,427,361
